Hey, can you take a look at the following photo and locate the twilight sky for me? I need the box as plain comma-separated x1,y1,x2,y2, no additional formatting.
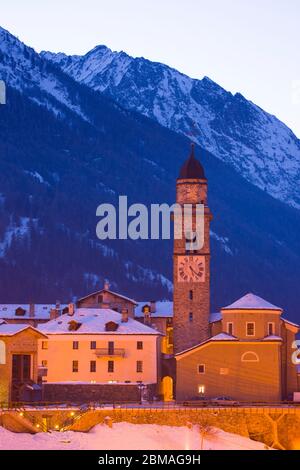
1,0,300,136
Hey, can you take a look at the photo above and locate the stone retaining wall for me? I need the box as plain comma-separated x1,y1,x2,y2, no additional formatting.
1,407,300,450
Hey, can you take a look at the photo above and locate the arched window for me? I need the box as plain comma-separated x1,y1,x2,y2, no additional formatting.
241,351,259,363
0,340,6,364
189,290,193,300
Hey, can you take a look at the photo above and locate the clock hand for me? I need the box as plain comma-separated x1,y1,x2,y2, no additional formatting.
190,266,202,277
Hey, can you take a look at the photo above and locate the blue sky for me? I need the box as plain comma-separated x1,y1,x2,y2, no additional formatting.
1,0,300,136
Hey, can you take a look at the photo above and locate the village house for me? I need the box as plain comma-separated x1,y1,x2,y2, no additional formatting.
0,303,67,327
0,322,47,403
37,305,162,402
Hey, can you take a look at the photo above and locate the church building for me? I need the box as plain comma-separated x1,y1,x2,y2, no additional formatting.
172,146,299,402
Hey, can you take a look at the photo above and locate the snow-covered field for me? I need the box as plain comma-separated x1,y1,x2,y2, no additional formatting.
0,423,269,450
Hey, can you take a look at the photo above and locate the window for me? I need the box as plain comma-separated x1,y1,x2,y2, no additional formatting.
136,360,143,373
15,307,26,316
198,364,205,374
241,351,259,362
12,355,31,381
72,360,79,372
167,328,174,347
41,341,48,350
68,321,82,331
137,341,143,350
108,341,114,355
189,312,193,322
227,322,234,336
246,322,255,336
90,341,96,349
97,295,103,304
108,360,114,373
189,290,193,300
90,361,96,373
0,340,6,365
73,341,79,350
268,322,275,336
198,385,205,395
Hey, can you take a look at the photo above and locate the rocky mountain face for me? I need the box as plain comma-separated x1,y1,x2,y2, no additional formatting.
0,27,300,321
42,45,300,210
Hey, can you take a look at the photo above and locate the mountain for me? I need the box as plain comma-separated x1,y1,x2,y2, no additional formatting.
0,27,300,322
42,45,300,210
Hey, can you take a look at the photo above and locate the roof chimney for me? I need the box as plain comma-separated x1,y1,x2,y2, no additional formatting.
143,305,151,326
29,303,35,318
121,308,129,323
68,303,75,316
150,300,156,314
50,308,57,320
104,279,110,291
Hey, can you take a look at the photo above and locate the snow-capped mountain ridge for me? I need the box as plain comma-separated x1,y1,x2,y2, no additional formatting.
0,26,90,122
41,44,300,209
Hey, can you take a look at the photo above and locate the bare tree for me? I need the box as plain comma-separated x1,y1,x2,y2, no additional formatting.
198,419,216,450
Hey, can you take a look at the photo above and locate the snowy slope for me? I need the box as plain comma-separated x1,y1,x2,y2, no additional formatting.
42,46,300,209
0,423,270,450
0,26,90,121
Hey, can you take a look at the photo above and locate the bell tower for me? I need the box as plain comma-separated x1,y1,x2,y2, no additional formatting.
173,144,212,354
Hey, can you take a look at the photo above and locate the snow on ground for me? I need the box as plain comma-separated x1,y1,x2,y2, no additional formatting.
0,423,269,450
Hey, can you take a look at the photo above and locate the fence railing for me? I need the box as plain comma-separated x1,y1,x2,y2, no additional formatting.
1,400,300,411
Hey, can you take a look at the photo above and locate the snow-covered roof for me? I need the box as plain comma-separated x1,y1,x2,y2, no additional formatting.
0,323,47,337
222,293,282,311
39,308,161,335
210,312,222,323
78,289,137,305
210,333,237,341
135,303,222,323
262,335,283,341
135,301,173,318
282,318,300,329
0,304,67,320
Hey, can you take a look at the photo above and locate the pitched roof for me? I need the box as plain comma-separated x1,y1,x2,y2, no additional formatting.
39,308,161,335
222,293,282,311
282,318,300,329
0,323,47,337
209,312,222,323
135,302,222,323
210,333,237,341
0,304,67,320
175,333,238,357
77,289,137,305
135,301,173,318
263,335,283,341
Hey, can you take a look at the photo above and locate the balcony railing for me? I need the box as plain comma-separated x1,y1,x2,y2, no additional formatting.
94,348,125,358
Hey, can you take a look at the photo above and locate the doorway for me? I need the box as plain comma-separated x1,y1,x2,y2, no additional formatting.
161,376,174,401
11,354,31,401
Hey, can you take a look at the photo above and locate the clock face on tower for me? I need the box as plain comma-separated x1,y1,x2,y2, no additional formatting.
177,255,205,282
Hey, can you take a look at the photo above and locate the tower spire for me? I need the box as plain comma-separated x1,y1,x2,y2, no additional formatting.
178,143,206,180
190,142,195,158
